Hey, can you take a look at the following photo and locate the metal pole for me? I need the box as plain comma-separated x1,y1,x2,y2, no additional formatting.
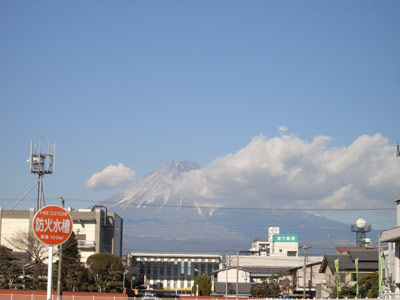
303,246,310,299
47,246,54,300
56,245,62,300
378,233,382,299
225,255,228,300
123,271,126,290
57,197,65,300
235,252,239,300
37,175,42,210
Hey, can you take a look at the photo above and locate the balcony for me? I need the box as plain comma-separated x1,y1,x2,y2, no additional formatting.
77,240,95,250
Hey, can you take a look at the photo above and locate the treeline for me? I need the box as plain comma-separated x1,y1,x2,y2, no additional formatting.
0,232,127,293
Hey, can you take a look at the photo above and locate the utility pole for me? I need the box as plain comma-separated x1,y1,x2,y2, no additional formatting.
225,254,229,300
236,252,239,300
57,197,65,300
303,246,311,299
378,233,382,299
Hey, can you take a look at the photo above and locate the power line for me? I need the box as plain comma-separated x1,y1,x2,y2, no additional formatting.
1,197,394,212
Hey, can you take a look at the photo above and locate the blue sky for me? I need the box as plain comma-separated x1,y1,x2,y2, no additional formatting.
0,1,399,229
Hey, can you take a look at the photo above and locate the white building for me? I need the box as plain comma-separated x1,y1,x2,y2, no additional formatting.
212,227,323,296
0,206,123,264
381,198,400,293
127,251,222,293
246,227,299,257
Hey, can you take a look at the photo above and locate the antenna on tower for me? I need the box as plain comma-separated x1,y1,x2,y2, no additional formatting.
28,139,56,210
351,218,372,247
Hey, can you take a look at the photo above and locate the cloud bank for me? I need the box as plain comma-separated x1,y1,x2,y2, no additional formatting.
86,163,135,190
174,133,399,210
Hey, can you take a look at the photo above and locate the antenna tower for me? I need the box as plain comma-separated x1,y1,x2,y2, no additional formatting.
351,218,371,247
28,140,55,210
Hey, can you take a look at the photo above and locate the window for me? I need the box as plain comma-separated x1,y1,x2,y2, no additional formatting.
287,251,297,256
181,262,185,275
174,261,178,277
340,273,346,283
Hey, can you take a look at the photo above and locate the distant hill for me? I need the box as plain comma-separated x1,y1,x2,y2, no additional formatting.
104,160,374,255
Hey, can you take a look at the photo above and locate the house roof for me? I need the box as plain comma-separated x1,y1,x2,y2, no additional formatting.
319,250,378,273
213,266,291,277
285,261,322,272
244,266,291,276
348,250,378,261
336,246,383,253
381,227,400,242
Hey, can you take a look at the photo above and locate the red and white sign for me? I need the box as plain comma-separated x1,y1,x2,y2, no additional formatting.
32,205,73,246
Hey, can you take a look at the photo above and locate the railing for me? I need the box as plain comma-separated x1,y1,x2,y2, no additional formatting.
77,240,96,249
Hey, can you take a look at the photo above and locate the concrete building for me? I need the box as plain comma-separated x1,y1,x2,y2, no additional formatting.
319,249,379,296
213,265,294,296
0,206,123,264
212,227,323,296
127,251,222,293
245,227,299,257
276,261,325,298
381,198,400,293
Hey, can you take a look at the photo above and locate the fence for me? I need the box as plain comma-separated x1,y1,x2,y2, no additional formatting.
0,296,127,300
2,294,400,300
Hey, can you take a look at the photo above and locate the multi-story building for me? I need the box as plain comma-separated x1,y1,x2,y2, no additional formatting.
0,206,123,264
127,251,222,293
381,197,400,294
247,227,298,257
213,227,323,296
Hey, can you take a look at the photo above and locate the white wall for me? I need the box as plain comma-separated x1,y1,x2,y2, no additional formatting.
1,218,30,250
217,269,250,283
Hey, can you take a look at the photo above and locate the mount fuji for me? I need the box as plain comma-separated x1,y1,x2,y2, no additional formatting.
104,160,360,255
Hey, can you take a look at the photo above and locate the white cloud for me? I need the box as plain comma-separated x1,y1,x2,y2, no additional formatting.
174,133,399,211
86,163,135,190
278,125,288,133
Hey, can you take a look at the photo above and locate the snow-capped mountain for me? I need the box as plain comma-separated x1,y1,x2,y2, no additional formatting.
106,160,205,220
103,160,368,254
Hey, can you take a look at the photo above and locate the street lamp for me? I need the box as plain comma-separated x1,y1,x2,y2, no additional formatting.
123,270,129,290
194,269,201,296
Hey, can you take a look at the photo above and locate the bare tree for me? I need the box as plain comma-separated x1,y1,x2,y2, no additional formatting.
5,229,47,263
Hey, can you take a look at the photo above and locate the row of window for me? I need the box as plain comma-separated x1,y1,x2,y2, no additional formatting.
130,259,220,281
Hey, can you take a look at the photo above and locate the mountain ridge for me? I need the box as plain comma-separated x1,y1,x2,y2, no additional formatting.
103,160,368,255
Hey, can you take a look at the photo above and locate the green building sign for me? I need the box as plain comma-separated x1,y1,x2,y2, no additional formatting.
273,234,298,242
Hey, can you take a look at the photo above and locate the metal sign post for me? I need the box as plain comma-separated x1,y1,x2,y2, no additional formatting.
32,205,73,300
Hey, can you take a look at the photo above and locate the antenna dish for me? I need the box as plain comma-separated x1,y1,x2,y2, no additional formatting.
356,218,366,229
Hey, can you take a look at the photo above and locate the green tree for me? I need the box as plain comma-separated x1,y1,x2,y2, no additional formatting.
359,272,379,298
53,232,89,292
250,278,281,298
5,229,47,290
0,247,21,289
24,263,47,290
330,272,379,299
192,274,212,296
86,252,124,293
